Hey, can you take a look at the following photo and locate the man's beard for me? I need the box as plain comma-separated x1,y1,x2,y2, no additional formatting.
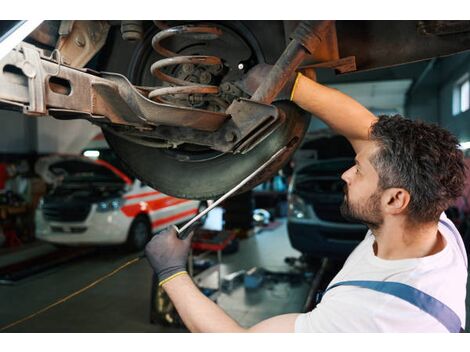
340,187,384,229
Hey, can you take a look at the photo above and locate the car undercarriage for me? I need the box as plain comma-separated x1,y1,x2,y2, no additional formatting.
1,20,470,199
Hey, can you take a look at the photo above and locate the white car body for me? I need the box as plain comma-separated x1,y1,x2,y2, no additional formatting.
36,180,199,246
35,143,200,246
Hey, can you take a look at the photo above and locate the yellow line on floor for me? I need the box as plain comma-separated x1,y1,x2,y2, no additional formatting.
0,255,144,332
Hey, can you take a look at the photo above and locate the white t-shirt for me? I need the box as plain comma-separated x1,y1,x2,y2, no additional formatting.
295,213,468,332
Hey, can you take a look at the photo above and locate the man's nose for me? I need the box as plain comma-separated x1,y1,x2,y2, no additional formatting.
341,167,353,183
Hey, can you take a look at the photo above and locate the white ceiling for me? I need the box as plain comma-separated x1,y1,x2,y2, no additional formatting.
328,79,413,115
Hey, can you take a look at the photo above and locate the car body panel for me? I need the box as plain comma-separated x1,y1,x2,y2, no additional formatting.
287,150,367,258
35,152,199,246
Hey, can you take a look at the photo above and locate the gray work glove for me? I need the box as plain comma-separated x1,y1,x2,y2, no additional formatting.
144,225,193,286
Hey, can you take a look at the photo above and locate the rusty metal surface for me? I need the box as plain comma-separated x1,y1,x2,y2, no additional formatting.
225,98,283,153
151,24,223,57
283,21,340,64
55,20,110,68
150,55,222,86
148,84,218,100
121,20,143,41
251,21,335,104
290,20,335,55
335,21,470,73
0,44,229,131
417,21,470,36
300,56,357,74
100,72,228,131
0,43,284,154
149,24,223,104
251,40,307,104
27,21,60,48
102,98,281,154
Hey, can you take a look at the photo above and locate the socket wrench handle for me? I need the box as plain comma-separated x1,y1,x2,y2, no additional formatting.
175,146,287,239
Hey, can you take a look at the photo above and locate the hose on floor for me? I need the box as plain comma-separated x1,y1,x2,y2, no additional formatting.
0,254,145,332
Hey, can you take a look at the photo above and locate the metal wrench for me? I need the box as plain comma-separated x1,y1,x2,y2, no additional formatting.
175,146,287,239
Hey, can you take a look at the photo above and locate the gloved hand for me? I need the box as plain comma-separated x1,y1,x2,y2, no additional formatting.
234,63,315,101
144,225,193,287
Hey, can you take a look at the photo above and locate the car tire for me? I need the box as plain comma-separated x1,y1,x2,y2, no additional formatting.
103,101,309,200
126,215,151,251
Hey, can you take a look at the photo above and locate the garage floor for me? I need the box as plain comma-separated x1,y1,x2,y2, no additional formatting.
0,219,308,332
1,217,469,332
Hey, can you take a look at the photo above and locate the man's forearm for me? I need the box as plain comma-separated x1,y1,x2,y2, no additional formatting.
292,74,378,151
162,273,245,332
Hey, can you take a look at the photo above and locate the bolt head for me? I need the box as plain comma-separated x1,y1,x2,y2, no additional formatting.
199,71,212,84
182,64,194,74
220,82,230,92
224,131,237,143
75,35,86,47
209,63,224,74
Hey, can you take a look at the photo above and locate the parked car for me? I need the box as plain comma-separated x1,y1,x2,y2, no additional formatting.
287,133,367,259
35,150,205,251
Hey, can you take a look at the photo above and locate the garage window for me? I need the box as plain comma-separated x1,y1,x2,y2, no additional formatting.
453,74,470,115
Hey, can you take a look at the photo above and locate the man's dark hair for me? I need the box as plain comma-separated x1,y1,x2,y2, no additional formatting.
369,115,466,223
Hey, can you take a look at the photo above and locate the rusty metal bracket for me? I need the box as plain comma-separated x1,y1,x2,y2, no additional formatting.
299,56,357,75
0,43,229,130
226,98,283,153
102,98,282,154
0,43,282,154
251,21,335,104
56,20,110,68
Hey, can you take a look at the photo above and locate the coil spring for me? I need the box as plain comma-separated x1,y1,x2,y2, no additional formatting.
149,24,224,104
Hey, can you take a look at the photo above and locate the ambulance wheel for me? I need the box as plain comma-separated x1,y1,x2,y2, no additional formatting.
103,101,309,200
126,215,151,251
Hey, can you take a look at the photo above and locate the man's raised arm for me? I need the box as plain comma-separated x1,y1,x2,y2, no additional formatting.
291,73,378,153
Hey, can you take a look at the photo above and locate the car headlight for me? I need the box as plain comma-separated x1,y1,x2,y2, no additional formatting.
288,193,310,219
96,198,125,212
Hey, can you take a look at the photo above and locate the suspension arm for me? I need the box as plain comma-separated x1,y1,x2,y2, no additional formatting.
0,42,285,154
0,42,229,131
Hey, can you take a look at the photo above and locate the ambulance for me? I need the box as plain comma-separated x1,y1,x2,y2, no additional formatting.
35,135,206,251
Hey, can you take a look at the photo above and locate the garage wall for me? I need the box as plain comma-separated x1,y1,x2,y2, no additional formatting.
37,117,101,154
438,53,470,142
308,80,412,133
405,51,470,142
0,111,100,156
0,110,36,155
404,60,440,124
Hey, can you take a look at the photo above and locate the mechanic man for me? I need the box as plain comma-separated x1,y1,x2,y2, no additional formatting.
145,70,468,332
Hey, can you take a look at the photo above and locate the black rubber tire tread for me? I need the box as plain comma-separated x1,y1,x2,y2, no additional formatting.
103,102,309,200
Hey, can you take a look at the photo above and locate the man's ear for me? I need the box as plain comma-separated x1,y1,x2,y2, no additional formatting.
382,188,410,215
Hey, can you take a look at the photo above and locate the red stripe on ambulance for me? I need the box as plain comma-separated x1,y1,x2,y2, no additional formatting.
120,197,192,217
151,208,198,228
